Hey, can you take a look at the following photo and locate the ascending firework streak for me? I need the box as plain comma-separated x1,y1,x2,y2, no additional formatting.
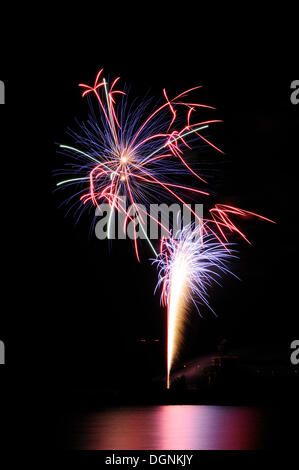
154,224,237,389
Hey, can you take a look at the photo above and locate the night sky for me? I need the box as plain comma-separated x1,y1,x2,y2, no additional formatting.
1,28,297,407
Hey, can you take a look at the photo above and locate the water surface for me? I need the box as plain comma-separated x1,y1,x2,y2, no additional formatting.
70,405,272,450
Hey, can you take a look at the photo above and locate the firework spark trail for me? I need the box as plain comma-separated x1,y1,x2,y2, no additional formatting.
154,224,237,389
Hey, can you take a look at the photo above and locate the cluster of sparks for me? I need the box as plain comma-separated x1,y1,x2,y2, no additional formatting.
57,69,273,388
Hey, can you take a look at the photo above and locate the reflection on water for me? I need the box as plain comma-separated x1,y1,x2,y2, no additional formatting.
71,405,267,450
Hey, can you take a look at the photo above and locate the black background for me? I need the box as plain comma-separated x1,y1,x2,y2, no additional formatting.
0,10,298,463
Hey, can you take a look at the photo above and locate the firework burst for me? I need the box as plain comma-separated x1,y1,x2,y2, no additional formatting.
56,69,226,260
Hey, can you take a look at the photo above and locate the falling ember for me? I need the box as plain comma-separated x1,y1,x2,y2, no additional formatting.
154,223,237,389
